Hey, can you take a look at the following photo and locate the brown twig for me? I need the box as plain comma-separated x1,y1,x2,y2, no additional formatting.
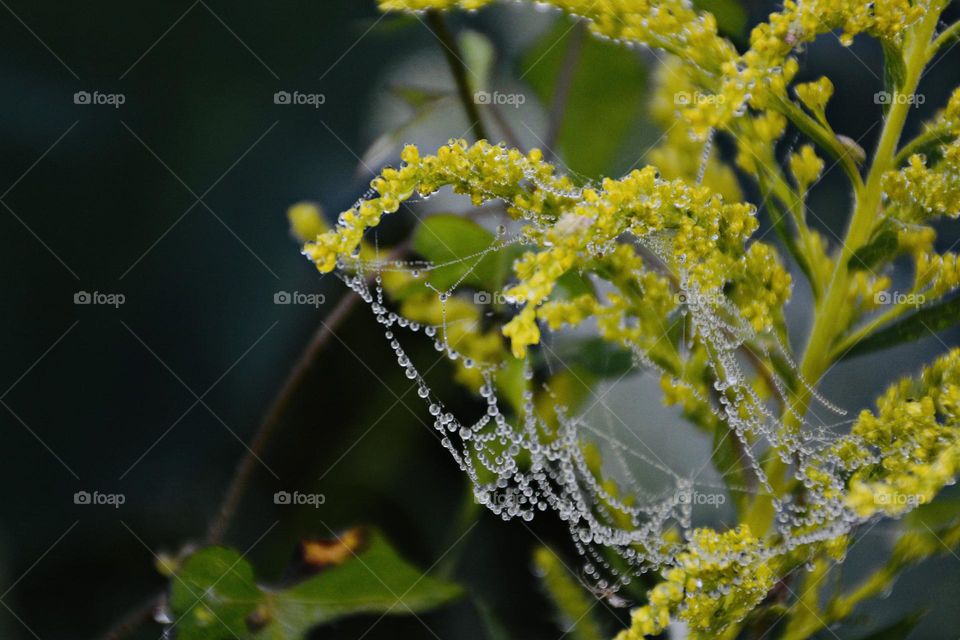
204,290,362,544
206,242,410,544
99,593,162,640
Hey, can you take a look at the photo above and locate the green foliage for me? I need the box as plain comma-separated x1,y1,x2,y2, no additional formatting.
534,547,605,640
169,530,462,640
840,295,960,359
521,21,646,178
412,214,516,291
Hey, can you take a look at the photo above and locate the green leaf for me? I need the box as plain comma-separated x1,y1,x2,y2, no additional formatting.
848,229,899,272
548,338,633,378
553,269,595,300
169,547,263,640
264,532,463,638
533,547,604,640
852,610,926,640
412,214,516,291
906,494,960,531
840,295,960,360
388,84,451,110
710,425,746,512
169,530,462,640
459,30,495,94
521,21,646,178
495,356,529,416
693,0,747,38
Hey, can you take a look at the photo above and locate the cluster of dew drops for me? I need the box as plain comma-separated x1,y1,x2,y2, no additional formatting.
321,148,922,600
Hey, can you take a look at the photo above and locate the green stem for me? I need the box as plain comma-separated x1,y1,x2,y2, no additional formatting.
426,9,490,142
930,19,960,57
894,127,956,166
749,1,947,535
775,96,865,192
829,301,914,360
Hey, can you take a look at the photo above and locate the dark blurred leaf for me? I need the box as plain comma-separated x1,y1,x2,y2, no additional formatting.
388,84,451,110
906,495,960,531
840,295,960,360
460,30,495,93
848,229,898,272
521,21,646,178
852,610,926,640
169,530,462,640
549,338,633,378
412,214,510,291
711,425,746,512
532,365,597,429
553,269,595,300
496,356,528,415
693,0,748,38
533,547,604,640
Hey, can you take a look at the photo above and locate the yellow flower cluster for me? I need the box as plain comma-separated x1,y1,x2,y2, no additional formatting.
302,140,777,361
380,0,922,138
789,145,825,193
728,242,793,333
616,526,775,639
883,139,960,221
647,56,743,202
794,77,835,122
843,348,960,518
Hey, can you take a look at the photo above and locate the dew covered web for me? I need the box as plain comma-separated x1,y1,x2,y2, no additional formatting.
310,142,885,595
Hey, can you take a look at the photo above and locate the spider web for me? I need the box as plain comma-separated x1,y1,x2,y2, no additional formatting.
316,159,888,597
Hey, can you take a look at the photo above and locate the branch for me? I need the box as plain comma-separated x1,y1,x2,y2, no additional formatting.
930,19,960,57
544,20,587,157
774,96,865,192
204,289,362,543
206,242,410,544
426,9,490,141
98,593,162,640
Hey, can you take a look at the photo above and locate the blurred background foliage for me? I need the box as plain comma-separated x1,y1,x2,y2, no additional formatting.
1,1,959,639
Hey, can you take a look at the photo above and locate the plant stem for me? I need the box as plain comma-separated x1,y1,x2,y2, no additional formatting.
426,9,490,142
775,96,865,192
750,0,947,534
930,19,960,56
894,127,955,166
98,593,162,640
207,243,410,544
205,289,364,543
545,20,586,158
